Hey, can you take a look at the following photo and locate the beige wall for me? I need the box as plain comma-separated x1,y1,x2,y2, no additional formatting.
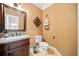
22,4,43,47
21,3,77,56
43,4,77,56
78,4,79,56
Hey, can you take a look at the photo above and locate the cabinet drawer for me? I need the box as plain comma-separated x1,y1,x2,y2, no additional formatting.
0,44,8,51
7,45,27,56
8,39,29,50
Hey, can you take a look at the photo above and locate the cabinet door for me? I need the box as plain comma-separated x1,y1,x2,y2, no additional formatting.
7,46,27,56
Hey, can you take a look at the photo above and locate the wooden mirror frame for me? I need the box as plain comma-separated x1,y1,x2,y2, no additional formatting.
1,3,26,32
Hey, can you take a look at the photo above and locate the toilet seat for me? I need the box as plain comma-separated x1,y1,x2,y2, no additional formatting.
39,42,49,51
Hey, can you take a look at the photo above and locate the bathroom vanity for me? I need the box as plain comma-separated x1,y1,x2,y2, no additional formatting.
0,35,30,56
0,3,30,56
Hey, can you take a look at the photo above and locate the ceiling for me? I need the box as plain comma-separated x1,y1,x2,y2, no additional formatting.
33,3,54,10
4,3,54,10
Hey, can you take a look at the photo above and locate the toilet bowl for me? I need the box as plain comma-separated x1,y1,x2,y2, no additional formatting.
39,42,49,51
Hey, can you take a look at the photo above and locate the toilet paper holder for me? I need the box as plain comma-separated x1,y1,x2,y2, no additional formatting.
51,34,55,39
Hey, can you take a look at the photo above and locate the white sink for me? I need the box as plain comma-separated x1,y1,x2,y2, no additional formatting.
0,35,30,44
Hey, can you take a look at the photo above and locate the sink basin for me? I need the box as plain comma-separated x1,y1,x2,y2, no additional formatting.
0,35,30,44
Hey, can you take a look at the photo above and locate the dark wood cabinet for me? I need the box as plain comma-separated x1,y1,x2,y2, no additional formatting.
8,46,27,56
0,39,29,56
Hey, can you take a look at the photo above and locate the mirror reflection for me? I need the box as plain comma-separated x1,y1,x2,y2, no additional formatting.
4,5,26,31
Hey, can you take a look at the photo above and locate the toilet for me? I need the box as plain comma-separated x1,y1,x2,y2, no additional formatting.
30,35,62,56
34,35,49,52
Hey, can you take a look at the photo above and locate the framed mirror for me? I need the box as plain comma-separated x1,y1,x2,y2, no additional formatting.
3,4,26,31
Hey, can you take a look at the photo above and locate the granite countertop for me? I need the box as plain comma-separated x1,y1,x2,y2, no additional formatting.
0,34,30,44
